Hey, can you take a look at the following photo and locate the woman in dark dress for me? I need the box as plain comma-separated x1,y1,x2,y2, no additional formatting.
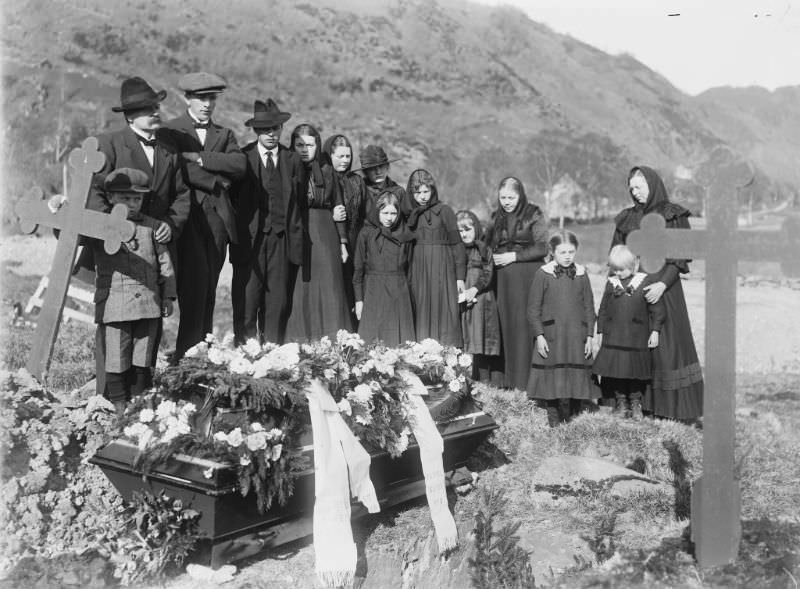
353,193,415,346
285,124,352,341
612,166,704,420
486,177,549,391
406,169,466,347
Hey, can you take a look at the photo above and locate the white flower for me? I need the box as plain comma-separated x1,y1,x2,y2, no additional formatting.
449,379,463,392
155,400,177,420
445,353,458,367
213,432,228,442
138,408,155,423
267,428,283,441
355,414,372,425
202,467,214,479
226,428,243,447
270,444,283,461
243,338,262,357
323,368,336,381
337,399,352,416
352,366,363,379
336,330,364,349
179,402,197,417
207,347,227,365
458,353,473,368
85,395,115,415
229,356,254,374
443,367,456,381
184,342,207,358
394,431,410,454
205,333,217,344
222,332,235,346
240,456,251,466
348,384,373,405
123,422,148,440
250,422,264,432
246,432,268,452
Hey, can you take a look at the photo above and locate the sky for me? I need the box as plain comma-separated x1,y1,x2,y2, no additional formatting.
476,0,800,95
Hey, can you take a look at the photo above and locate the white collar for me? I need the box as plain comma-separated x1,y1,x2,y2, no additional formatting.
129,126,155,144
257,143,278,158
608,272,647,292
187,110,210,126
541,261,585,277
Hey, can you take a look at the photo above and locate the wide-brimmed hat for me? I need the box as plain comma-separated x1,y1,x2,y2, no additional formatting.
354,145,401,172
104,168,151,193
244,98,291,128
178,72,227,95
111,77,167,113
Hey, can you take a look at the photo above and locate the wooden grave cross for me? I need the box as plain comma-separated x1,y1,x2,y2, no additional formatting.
627,146,800,568
14,136,136,381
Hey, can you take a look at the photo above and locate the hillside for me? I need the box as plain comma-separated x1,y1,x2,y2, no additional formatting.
2,0,794,224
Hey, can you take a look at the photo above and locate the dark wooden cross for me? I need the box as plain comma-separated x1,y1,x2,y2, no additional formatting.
14,136,136,381
627,145,800,568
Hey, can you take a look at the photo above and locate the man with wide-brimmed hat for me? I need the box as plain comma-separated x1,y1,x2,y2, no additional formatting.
162,72,246,359
230,98,308,344
356,144,408,222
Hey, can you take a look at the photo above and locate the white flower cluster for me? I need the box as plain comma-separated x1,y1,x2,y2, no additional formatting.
336,330,364,350
123,400,197,450
185,336,302,381
251,343,300,379
213,424,284,466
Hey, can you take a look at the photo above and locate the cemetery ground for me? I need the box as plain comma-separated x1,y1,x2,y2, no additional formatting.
1,233,799,588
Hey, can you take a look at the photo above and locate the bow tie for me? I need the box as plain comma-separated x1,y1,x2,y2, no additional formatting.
136,134,157,148
554,264,576,279
613,283,635,297
193,121,210,129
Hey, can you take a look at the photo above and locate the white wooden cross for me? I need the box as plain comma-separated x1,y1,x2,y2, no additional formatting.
14,136,136,381
627,145,800,568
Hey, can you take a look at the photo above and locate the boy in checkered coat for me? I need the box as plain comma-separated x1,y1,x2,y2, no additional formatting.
93,168,177,414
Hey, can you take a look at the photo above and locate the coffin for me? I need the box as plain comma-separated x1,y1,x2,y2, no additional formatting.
90,395,497,567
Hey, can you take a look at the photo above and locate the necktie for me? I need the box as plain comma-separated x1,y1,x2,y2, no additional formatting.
193,121,210,129
136,134,157,148
265,152,275,175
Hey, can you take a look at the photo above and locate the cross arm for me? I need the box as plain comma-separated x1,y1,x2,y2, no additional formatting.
626,214,708,274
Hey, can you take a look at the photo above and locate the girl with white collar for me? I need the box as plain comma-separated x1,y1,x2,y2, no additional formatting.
526,231,598,427
593,245,666,420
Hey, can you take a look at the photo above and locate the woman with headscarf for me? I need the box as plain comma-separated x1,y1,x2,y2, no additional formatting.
486,177,549,391
285,124,352,341
406,169,466,347
611,166,703,420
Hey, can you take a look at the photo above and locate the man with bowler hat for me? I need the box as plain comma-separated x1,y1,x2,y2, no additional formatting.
163,72,246,359
231,98,308,344
83,76,190,394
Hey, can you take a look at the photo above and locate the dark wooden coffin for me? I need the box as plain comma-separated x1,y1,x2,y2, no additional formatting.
90,396,497,567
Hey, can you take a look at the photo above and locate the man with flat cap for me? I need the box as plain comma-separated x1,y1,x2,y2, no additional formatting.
84,76,190,393
231,99,308,344
163,72,246,359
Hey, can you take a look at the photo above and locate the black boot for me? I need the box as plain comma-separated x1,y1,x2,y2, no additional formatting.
546,401,561,428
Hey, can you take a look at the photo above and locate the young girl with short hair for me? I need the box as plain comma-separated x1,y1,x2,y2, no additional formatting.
352,193,415,346
593,245,666,420
526,231,598,427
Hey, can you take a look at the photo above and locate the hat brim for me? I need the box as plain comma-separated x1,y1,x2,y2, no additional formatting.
105,185,151,193
111,89,167,112
184,87,226,96
245,112,292,128
352,157,402,173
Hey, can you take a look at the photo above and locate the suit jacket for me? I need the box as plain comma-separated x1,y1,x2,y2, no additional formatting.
162,112,246,243
93,214,177,324
88,126,191,241
230,142,308,267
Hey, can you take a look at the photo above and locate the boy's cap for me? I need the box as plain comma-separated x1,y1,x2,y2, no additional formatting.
355,145,401,171
178,72,227,95
104,168,151,193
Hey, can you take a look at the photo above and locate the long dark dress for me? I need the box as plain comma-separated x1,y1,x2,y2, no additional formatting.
285,168,352,341
487,202,549,391
461,241,501,356
526,262,598,401
593,273,666,380
408,202,466,347
613,165,704,419
353,224,415,346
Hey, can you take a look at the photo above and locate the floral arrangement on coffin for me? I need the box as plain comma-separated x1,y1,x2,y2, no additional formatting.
118,331,473,515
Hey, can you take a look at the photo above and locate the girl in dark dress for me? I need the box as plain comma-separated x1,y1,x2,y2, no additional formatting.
486,177,549,391
406,169,466,347
285,125,352,341
456,210,502,384
353,193,415,346
526,231,598,426
612,166,704,420
593,244,666,420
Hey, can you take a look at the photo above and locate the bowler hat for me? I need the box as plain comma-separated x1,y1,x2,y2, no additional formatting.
104,168,151,193
178,72,227,95
244,98,291,128
111,76,166,113
354,145,401,172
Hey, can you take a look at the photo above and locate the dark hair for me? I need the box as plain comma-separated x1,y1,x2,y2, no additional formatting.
548,230,579,251
290,123,321,156
376,192,400,211
498,176,526,202
407,169,437,200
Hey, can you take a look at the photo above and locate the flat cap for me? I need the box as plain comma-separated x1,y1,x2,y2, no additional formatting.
104,168,151,193
178,72,227,95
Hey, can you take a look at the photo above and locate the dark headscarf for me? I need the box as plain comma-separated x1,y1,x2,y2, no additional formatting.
487,177,544,250
289,124,323,282
371,195,414,246
322,134,354,210
405,169,441,229
290,123,324,193
615,165,690,238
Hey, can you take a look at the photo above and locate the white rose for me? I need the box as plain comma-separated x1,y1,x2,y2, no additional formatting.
229,356,254,374
184,342,207,358
458,353,473,368
226,428,243,447
267,428,283,441
179,402,197,416
213,432,228,442
449,379,463,392
250,422,264,432
337,399,352,416
243,338,262,357
205,333,217,344
245,432,267,452
138,408,155,423
323,368,336,381
445,353,458,367
155,400,177,420
207,347,226,365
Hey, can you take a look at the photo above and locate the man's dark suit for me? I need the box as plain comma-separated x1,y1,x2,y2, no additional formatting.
231,141,307,344
163,113,246,358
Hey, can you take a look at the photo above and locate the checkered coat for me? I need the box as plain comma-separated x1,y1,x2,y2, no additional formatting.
93,214,177,323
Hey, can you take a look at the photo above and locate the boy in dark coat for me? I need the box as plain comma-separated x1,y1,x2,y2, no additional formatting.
93,168,176,415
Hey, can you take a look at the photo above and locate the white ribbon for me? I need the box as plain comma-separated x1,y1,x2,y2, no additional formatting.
306,378,379,588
